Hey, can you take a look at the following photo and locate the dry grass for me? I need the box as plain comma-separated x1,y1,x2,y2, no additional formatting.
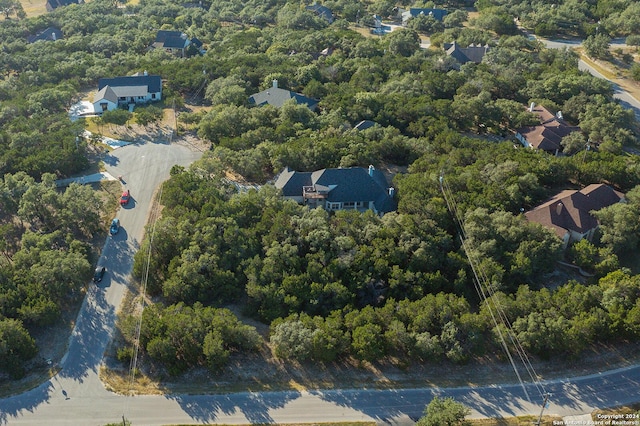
469,415,563,425
165,423,376,426
593,403,640,417
577,48,640,103
17,0,48,18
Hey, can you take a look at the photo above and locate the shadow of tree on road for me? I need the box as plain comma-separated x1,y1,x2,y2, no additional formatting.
166,390,300,424
0,380,53,425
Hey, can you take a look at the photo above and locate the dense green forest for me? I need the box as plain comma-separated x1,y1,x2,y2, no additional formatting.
1,0,640,378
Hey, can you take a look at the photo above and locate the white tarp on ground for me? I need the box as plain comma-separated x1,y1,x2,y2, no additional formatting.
69,101,97,121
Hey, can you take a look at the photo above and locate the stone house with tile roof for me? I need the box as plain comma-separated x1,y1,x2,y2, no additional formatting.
274,165,396,215
515,103,581,155
524,184,625,249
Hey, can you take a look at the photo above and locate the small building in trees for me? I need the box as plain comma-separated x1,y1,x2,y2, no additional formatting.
306,4,334,24
93,73,162,113
45,0,81,12
27,27,63,43
524,184,625,249
444,41,490,64
401,8,448,25
151,30,204,57
275,165,396,215
354,120,377,131
515,103,581,155
249,80,319,111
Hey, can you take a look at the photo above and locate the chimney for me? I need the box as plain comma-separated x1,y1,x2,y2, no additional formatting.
556,202,563,215
529,102,535,112
368,165,374,176
388,187,395,197
556,111,563,120
272,79,278,88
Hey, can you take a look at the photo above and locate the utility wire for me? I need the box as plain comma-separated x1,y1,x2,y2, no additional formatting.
122,184,164,420
439,175,547,403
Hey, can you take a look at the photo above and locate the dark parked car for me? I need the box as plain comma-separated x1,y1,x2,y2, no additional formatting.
110,218,120,235
93,266,105,282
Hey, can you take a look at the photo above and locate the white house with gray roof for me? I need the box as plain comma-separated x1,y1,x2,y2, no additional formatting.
275,165,396,215
93,73,162,113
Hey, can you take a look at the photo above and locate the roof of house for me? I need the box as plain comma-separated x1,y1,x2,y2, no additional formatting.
94,85,118,104
46,0,79,10
516,104,581,152
525,184,625,238
445,41,490,64
402,8,448,22
98,75,162,93
354,120,377,131
275,166,396,213
306,4,334,23
153,30,190,49
249,83,318,110
27,27,63,43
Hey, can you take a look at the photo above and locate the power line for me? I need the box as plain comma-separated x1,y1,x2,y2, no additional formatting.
439,174,547,408
122,183,164,419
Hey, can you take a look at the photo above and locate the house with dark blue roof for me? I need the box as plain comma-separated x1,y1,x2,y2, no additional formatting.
249,80,319,111
45,0,81,12
152,30,204,57
93,73,162,113
27,27,63,43
274,165,396,215
306,4,334,23
401,8,448,25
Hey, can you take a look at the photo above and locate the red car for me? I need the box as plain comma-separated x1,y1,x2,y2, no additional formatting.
120,189,130,205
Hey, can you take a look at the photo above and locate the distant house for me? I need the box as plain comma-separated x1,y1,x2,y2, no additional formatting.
444,41,489,64
45,0,81,12
151,30,206,57
525,184,625,249
515,103,581,155
401,8,448,25
274,165,396,215
27,27,63,43
354,120,377,131
93,73,162,113
249,80,319,111
306,4,334,23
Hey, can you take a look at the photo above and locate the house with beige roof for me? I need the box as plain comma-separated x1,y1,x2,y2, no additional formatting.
515,103,581,155
524,184,625,248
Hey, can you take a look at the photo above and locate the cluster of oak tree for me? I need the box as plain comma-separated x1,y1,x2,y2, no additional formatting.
1,0,640,378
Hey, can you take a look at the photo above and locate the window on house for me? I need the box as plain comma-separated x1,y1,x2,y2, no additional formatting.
151,94,156,99
327,202,341,210
343,202,355,209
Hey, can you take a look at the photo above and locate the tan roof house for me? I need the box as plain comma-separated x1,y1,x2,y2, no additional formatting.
525,184,625,248
515,103,581,155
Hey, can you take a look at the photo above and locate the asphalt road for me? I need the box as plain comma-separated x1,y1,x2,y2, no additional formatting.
539,37,640,121
3,39,640,424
